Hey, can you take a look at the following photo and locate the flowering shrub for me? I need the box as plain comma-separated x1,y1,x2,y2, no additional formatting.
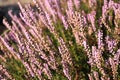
0,0,120,80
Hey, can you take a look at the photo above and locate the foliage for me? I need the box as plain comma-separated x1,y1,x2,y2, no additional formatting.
0,0,120,80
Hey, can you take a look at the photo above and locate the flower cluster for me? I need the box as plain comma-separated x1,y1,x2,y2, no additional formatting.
0,0,120,80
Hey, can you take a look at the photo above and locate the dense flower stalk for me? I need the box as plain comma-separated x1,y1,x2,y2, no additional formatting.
0,0,120,80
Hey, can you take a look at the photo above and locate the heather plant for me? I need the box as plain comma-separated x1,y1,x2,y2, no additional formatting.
0,0,120,80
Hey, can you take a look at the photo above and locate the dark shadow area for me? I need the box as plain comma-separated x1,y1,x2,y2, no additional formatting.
0,4,20,35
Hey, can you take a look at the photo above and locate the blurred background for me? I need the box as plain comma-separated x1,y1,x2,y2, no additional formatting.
0,0,32,6
0,0,32,35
